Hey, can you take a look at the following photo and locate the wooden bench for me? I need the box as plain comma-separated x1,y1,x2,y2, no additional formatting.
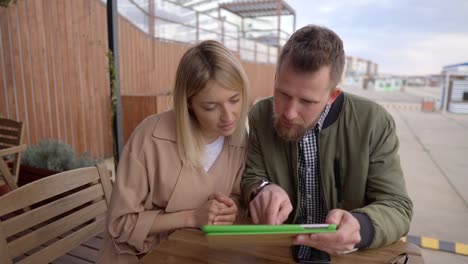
0,164,112,264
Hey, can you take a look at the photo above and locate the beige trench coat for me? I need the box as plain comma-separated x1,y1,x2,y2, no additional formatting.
96,110,247,263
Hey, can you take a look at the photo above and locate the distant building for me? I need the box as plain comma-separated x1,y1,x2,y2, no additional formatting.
366,75,404,91
441,62,468,114
342,56,378,88
406,76,427,86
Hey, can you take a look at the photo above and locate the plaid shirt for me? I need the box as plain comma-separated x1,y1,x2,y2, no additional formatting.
296,104,331,259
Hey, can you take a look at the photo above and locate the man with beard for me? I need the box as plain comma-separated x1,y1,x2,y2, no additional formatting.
241,25,412,257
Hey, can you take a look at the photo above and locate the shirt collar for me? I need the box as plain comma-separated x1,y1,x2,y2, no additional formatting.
317,104,332,131
307,89,342,133
301,103,332,139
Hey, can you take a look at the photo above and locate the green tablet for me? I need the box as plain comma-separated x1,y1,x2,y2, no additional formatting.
203,224,336,236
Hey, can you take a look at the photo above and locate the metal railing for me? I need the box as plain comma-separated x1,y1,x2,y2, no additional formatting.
116,0,279,64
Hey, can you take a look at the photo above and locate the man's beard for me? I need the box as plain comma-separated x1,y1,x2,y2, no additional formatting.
273,113,310,142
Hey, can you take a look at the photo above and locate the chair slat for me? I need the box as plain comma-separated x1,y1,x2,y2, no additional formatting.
9,201,107,258
97,163,113,205
2,184,104,237
0,137,20,146
0,167,100,216
0,226,13,264
0,128,20,137
16,215,106,264
0,118,22,129
0,145,26,157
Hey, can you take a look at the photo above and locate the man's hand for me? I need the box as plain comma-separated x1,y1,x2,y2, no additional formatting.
249,184,293,225
293,209,361,255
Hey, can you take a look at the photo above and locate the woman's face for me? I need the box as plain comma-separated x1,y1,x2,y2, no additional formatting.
190,81,242,143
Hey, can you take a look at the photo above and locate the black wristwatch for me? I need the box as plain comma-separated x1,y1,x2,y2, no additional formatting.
250,179,271,200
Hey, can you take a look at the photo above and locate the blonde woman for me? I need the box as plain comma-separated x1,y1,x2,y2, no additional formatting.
97,40,249,263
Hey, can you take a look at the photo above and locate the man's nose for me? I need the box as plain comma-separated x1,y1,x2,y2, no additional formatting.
283,101,298,120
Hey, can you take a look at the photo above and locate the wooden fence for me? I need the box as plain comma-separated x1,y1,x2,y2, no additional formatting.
0,0,112,157
0,0,275,159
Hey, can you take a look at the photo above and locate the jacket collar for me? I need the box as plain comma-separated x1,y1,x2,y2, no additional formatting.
152,110,177,142
322,90,345,129
152,110,245,147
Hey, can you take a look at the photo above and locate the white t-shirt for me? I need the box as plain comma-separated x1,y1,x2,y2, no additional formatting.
203,136,225,172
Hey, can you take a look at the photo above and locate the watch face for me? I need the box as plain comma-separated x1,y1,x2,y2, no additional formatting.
252,180,271,200
258,180,271,190
260,180,269,187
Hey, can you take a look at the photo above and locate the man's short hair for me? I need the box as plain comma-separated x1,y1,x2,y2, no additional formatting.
277,25,345,89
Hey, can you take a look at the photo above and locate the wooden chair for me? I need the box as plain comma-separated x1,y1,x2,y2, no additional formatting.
0,163,112,264
0,118,26,191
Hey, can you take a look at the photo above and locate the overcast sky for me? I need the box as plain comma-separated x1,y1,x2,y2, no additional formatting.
286,0,468,75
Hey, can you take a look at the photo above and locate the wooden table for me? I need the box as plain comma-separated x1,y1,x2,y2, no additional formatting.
143,229,424,263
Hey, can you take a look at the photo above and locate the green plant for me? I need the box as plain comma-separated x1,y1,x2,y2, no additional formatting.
21,139,101,172
0,0,16,8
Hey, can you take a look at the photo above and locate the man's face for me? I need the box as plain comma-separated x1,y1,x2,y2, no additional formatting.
273,60,333,141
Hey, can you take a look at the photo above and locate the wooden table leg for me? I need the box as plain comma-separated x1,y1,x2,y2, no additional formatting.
0,159,18,190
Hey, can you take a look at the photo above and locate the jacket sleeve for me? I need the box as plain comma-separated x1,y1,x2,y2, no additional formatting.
351,116,413,248
106,145,162,255
241,109,269,206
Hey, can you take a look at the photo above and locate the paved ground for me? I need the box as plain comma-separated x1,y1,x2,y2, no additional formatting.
343,85,468,264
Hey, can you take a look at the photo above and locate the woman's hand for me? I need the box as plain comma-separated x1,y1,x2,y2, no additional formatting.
210,192,238,225
190,192,238,228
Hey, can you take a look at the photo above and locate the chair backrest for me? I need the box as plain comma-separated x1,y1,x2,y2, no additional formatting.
0,118,25,187
0,163,112,264
0,118,24,150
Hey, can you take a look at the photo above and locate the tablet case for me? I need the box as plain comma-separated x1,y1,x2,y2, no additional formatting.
202,224,336,246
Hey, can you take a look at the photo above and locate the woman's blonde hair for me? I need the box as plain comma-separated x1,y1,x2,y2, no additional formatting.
173,40,249,168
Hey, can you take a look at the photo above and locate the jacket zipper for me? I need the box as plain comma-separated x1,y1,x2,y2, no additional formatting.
334,158,342,206
317,129,330,213
292,142,299,223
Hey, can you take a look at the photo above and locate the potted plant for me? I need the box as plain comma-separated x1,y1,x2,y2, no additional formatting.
0,0,16,8
19,139,100,186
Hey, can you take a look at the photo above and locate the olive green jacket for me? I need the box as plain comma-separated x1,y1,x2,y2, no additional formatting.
241,92,412,248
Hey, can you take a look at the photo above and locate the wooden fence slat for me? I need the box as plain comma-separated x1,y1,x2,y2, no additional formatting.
9,4,22,122
1,8,14,119
16,0,34,145
0,8,8,118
